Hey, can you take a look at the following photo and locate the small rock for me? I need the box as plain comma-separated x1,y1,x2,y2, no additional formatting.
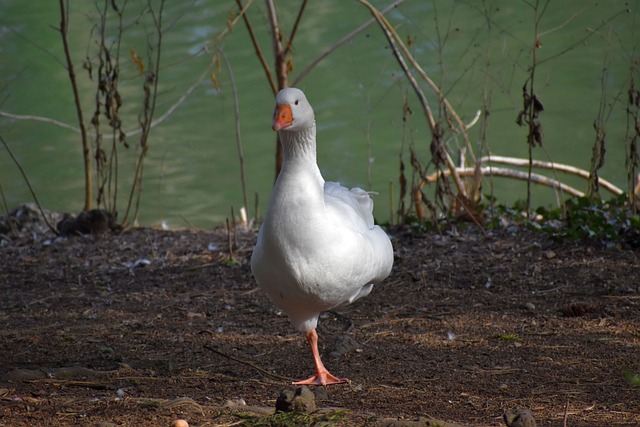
225,398,246,407
504,407,537,427
544,250,556,259
524,302,536,312
172,420,189,427
329,335,361,359
275,386,316,413
57,209,120,236
310,386,329,401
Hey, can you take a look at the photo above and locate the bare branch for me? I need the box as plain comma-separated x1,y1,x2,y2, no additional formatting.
425,166,585,198
361,0,475,161
235,0,277,94
4,25,66,68
266,0,287,89
59,0,92,211
355,0,467,198
0,134,59,234
122,0,166,226
0,111,83,132
219,49,249,220
284,0,308,56
293,0,406,86
481,155,623,195
214,0,253,44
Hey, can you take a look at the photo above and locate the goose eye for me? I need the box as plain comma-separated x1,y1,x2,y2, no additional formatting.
294,100,299,105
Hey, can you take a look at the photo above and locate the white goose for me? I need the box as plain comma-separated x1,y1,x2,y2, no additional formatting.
251,87,394,385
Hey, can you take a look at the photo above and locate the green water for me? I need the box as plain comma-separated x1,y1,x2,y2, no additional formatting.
1,1,638,228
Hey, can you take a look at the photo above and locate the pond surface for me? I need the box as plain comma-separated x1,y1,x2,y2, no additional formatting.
1,1,638,227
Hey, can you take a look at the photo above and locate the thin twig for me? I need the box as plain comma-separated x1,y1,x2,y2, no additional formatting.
265,0,289,176
122,0,165,226
284,0,308,56
59,0,91,211
203,344,291,381
358,0,475,160
266,0,287,89
219,49,249,216
253,191,260,225
1,56,218,143
388,179,394,225
355,0,467,198
537,6,628,66
235,0,277,94
1,1,250,142
225,218,234,259
0,112,85,133
0,134,59,234
562,401,570,427
292,0,406,86
4,25,67,68
0,184,18,235
214,0,253,44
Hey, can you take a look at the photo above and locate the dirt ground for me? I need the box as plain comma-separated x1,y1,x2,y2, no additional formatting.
1,210,639,426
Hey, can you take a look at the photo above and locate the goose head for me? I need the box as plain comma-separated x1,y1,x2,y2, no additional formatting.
272,88,315,132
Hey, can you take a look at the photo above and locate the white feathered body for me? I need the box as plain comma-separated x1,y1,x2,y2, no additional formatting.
251,119,394,333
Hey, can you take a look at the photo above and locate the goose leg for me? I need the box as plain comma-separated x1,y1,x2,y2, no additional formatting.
293,328,348,385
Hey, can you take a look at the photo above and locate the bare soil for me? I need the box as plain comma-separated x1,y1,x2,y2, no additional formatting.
1,216,639,426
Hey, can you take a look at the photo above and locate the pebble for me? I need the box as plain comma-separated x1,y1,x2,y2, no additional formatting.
275,386,316,413
172,420,189,427
524,302,536,312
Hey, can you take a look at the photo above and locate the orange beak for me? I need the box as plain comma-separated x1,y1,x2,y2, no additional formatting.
272,104,293,131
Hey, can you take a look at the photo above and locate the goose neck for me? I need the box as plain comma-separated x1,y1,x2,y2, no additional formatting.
279,121,317,162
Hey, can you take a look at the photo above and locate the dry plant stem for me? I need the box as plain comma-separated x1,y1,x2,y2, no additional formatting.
356,0,467,198
253,192,260,224
0,1,251,141
226,218,234,259
482,155,622,195
625,73,640,209
284,0,308,56
93,0,108,209
203,344,291,382
265,0,297,177
588,44,613,198
1,1,249,140
0,184,17,235
220,49,249,216
216,0,253,43
266,0,287,90
357,0,475,160
0,134,59,234
525,0,544,215
59,0,91,211
122,0,165,226
0,112,82,133
388,179,394,225
0,74,204,142
230,206,239,249
235,0,276,95
94,0,125,215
